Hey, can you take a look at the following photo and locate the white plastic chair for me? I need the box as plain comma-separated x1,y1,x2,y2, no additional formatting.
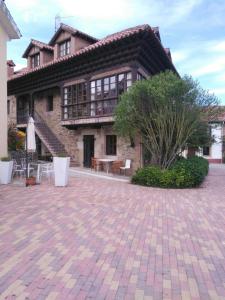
12,159,25,178
40,163,54,182
120,159,131,175
21,158,34,177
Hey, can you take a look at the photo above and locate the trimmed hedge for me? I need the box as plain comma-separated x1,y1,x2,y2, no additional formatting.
131,156,209,188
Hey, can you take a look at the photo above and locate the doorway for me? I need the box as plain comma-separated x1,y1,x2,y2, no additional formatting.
83,135,94,168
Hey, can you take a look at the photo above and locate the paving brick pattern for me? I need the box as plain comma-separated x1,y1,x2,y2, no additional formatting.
0,165,225,300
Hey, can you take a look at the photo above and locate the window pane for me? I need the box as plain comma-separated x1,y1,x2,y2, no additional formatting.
104,85,109,91
106,135,117,155
110,76,116,83
127,80,132,88
46,96,53,112
127,72,132,80
203,147,210,156
31,53,40,68
59,40,70,57
111,83,116,89
104,78,109,84
118,74,124,81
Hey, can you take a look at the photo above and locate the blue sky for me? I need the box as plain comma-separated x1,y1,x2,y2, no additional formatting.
6,0,225,104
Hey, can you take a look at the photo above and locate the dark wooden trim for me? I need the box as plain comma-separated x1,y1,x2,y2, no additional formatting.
8,30,177,96
8,38,139,95
131,63,138,83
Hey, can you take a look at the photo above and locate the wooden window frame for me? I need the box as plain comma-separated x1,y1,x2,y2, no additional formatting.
59,39,71,57
106,135,117,156
31,53,40,68
203,146,210,156
62,83,88,119
91,71,132,101
61,71,133,120
46,95,54,112
137,72,146,81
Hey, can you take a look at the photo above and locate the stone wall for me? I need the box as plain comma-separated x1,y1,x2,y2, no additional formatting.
7,95,17,125
33,89,141,172
34,88,78,161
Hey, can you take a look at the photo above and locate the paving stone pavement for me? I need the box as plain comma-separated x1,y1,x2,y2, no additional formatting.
0,165,225,300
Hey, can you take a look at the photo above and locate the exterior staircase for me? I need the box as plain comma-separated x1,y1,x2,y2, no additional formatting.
34,111,68,157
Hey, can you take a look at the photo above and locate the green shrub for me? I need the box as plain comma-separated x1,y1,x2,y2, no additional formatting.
132,166,161,186
0,157,11,162
56,152,68,157
132,156,209,188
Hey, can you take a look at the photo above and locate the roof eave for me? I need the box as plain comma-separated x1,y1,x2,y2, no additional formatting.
0,1,21,39
22,42,35,58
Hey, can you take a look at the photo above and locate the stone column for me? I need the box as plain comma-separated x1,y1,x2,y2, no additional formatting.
0,27,8,158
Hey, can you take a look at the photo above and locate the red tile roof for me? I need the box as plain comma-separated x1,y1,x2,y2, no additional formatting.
9,24,171,81
22,39,54,58
214,109,225,122
49,23,98,45
32,39,54,51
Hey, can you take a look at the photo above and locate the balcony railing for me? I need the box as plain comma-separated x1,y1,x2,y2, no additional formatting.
62,98,117,120
0,0,21,37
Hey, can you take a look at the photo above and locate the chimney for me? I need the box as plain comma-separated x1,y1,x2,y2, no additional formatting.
7,60,15,77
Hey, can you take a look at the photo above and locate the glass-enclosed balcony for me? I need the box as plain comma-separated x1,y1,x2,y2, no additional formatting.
61,72,132,123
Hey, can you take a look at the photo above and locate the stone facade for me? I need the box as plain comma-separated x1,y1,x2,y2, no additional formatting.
32,87,142,173
7,23,177,172
7,95,17,125
34,88,78,161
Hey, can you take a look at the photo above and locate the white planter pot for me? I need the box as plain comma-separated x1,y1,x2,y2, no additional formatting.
53,157,70,187
0,161,13,184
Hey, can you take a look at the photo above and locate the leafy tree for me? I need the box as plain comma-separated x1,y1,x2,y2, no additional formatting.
8,124,25,151
114,71,220,169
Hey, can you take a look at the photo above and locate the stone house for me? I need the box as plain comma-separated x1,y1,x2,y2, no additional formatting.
199,117,225,164
0,0,21,158
7,23,177,172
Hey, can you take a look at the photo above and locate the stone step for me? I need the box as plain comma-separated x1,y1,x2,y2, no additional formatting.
34,116,68,157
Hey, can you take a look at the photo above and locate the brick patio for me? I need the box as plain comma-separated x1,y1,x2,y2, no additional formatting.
0,165,225,300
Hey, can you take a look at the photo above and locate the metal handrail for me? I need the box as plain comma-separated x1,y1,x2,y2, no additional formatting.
0,0,21,37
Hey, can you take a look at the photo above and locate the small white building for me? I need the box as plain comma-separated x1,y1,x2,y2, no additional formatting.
199,122,224,163
0,0,21,157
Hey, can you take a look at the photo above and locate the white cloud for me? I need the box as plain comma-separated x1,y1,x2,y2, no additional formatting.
209,87,225,96
7,0,55,23
56,0,134,20
216,72,225,82
172,50,189,63
7,0,203,29
210,41,225,52
14,63,27,71
192,57,225,77
5,0,225,104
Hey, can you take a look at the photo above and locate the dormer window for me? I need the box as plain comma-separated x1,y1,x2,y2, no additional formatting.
59,40,70,57
31,53,40,68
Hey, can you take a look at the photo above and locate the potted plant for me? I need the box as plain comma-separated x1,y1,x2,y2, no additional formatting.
26,176,36,186
0,157,13,184
53,153,70,187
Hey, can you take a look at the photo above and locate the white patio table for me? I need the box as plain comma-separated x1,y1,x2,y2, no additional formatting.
97,158,116,174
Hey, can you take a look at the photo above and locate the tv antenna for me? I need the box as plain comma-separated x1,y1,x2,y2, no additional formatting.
55,14,76,32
